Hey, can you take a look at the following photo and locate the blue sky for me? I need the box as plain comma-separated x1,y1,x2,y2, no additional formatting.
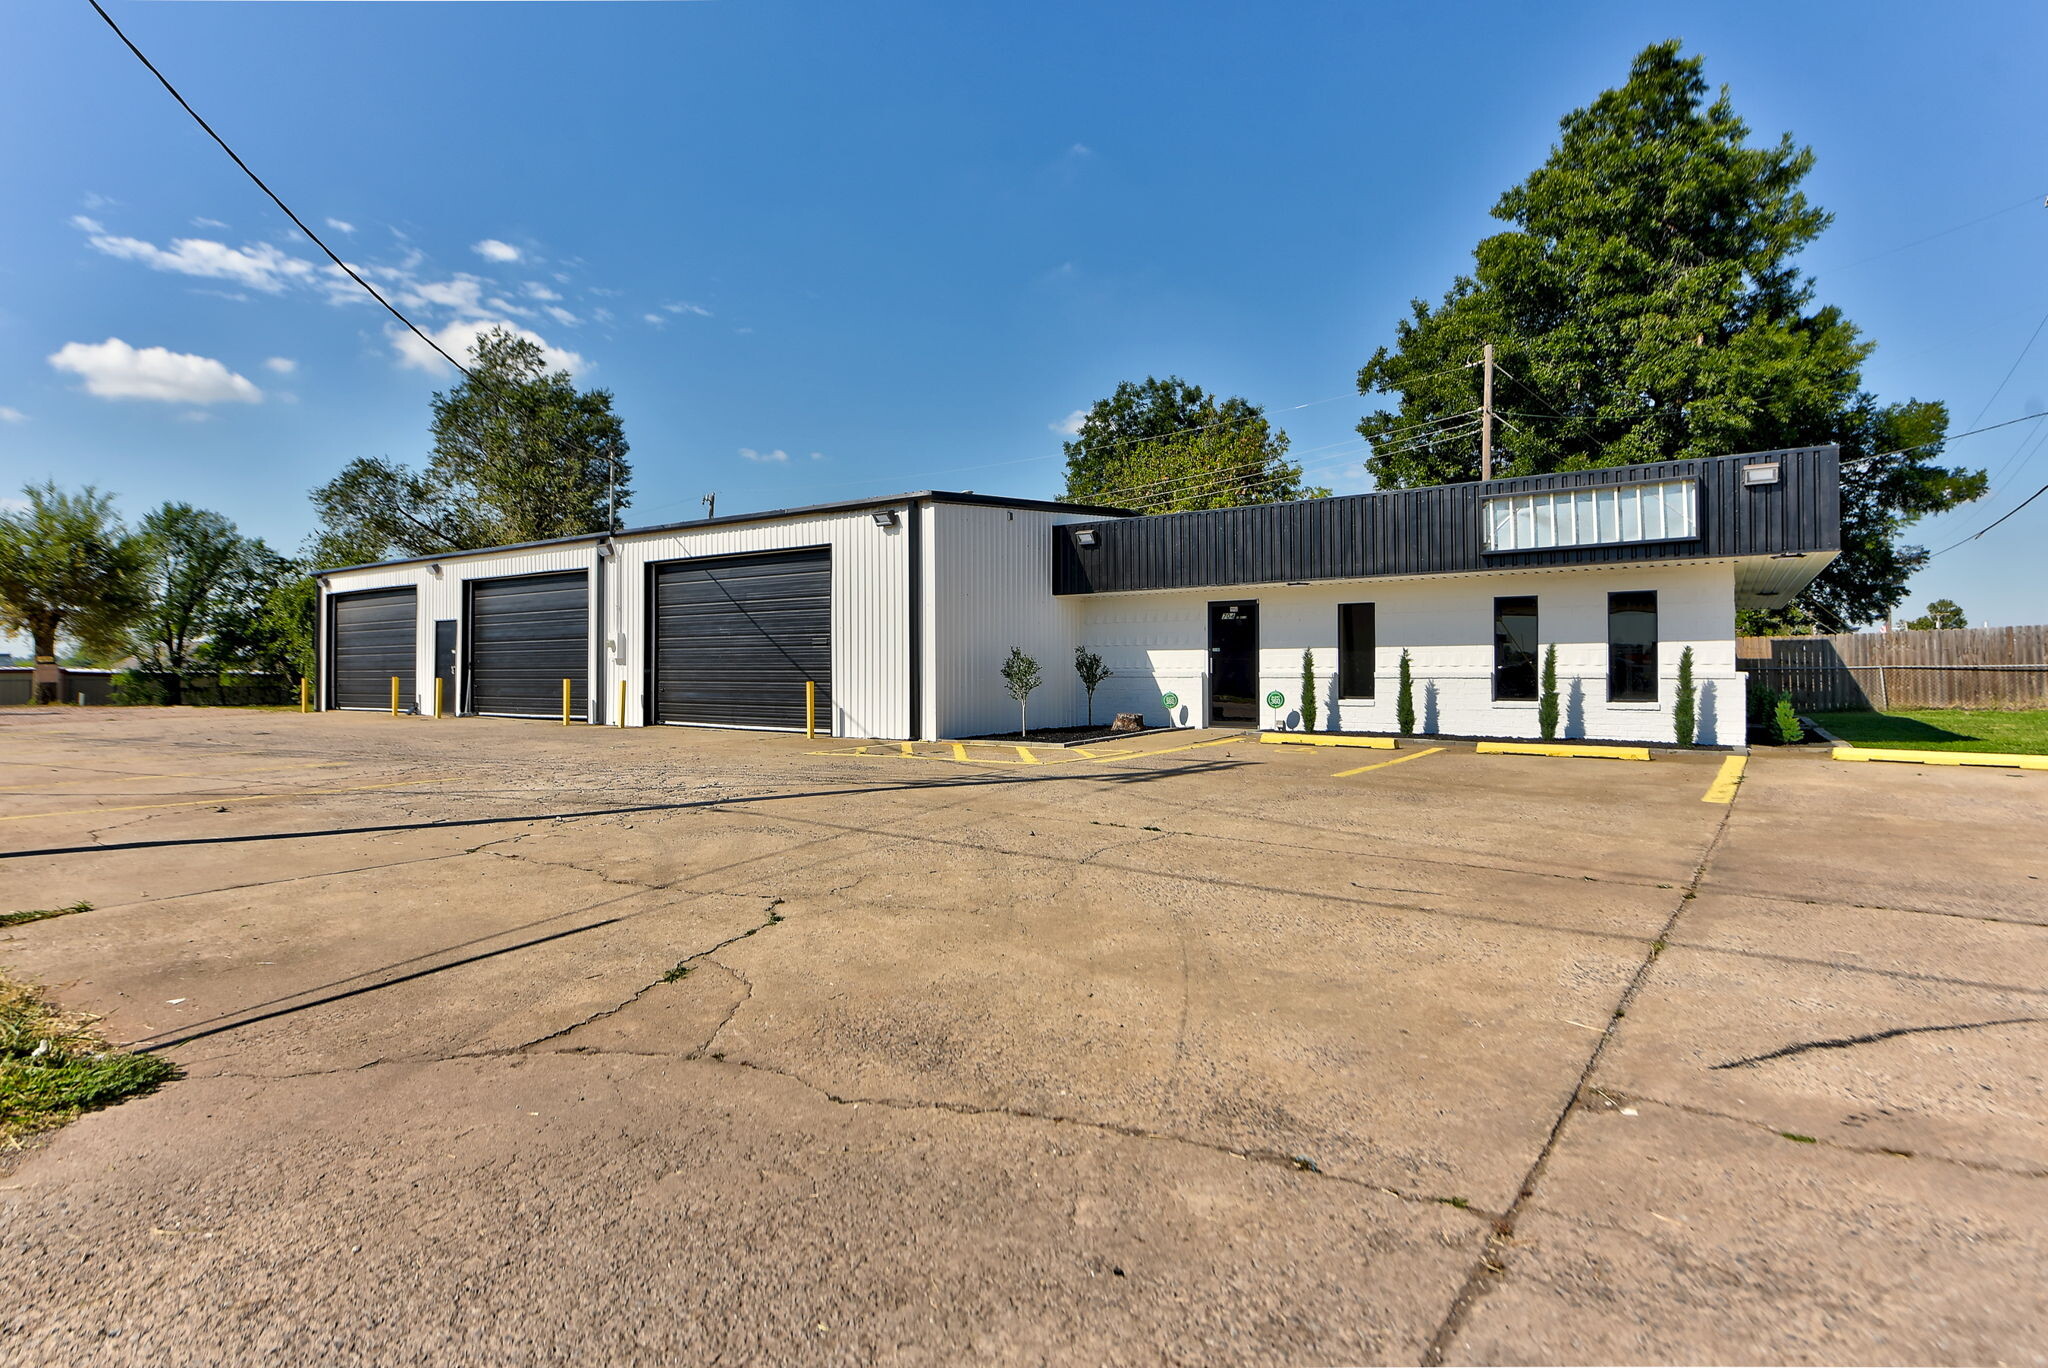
3,0,2045,636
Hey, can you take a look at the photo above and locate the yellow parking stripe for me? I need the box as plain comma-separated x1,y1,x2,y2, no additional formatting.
1333,746,1444,778
1702,755,1747,803
1086,735,1246,764
0,777,452,824
1014,746,1038,764
951,743,969,762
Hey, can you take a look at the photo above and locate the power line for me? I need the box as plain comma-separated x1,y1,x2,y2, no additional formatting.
1929,474,2048,557
85,0,473,379
1846,407,2048,466
1085,409,1478,505
1966,304,2048,428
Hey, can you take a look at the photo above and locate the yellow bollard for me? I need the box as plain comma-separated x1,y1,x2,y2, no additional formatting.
300,677,309,714
390,676,399,716
434,676,445,720
562,678,572,726
617,678,627,727
806,679,817,738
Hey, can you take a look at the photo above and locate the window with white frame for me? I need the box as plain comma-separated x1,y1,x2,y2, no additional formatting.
1482,479,1698,552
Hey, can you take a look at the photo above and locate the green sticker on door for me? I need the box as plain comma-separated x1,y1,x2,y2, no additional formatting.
1265,690,1285,709
1160,692,1179,709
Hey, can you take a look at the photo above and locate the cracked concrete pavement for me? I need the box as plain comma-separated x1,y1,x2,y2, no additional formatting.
2,706,2045,1365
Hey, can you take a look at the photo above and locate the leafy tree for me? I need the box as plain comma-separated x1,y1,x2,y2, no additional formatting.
1001,647,1043,737
1674,646,1697,746
1395,649,1416,735
312,327,631,563
1903,598,1967,631
1736,601,1823,638
1538,644,1560,740
1773,693,1804,745
1299,649,1317,733
208,553,317,686
0,484,149,702
1073,645,1113,727
130,504,278,703
1354,42,1983,628
1059,376,1325,512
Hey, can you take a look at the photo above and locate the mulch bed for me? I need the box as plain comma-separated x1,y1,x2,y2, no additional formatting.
962,725,1177,747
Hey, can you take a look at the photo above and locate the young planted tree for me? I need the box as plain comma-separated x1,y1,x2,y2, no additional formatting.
0,484,149,702
1073,645,1114,726
1354,42,1982,628
1396,649,1416,736
311,327,632,562
1300,649,1318,732
1538,644,1560,740
1059,376,1326,512
1674,646,1698,746
1773,694,1804,745
1001,647,1043,738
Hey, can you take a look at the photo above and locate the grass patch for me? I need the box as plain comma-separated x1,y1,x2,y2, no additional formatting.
2,970,178,1146
0,901,93,930
1811,708,2048,755
1779,1131,1818,1144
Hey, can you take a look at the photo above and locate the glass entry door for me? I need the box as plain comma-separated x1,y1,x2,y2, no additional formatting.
1207,600,1259,723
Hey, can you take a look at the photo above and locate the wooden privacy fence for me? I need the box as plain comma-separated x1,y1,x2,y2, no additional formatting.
1737,625,2048,711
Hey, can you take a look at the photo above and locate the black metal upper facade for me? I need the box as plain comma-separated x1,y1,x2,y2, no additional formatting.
1052,446,1839,596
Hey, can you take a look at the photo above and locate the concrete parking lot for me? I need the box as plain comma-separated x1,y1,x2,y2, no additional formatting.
2,707,2044,1365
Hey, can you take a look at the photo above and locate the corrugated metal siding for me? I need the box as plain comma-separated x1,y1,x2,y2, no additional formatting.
1054,446,1839,594
928,504,1086,738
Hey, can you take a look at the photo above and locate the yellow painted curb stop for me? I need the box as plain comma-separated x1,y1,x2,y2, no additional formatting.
1832,746,2048,771
1475,741,1651,762
1259,732,1396,750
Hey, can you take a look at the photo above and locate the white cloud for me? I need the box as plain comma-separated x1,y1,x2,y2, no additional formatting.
192,216,229,230
1050,409,1087,436
642,313,666,326
471,238,522,264
389,319,588,377
0,406,25,423
739,447,790,464
176,410,214,424
82,228,316,294
543,305,580,327
49,338,263,405
663,301,712,317
262,356,297,375
810,451,825,461
70,215,104,233
325,217,356,234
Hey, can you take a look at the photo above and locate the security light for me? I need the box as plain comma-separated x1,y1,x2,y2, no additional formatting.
1742,463,1781,487
428,563,443,577
1074,528,1099,547
595,542,617,560
871,509,899,527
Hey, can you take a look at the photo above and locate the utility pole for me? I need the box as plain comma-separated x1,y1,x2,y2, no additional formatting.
702,492,717,520
1480,342,1495,482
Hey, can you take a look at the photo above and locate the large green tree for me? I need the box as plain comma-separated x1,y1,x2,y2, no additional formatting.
1059,376,1324,512
0,483,150,702
1354,41,1983,628
130,503,282,702
311,327,631,564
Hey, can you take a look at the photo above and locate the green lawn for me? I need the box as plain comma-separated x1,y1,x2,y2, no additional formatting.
1809,708,2048,755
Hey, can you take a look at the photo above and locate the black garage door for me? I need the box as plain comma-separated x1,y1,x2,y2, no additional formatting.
468,572,589,718
329,588,417,710
651,549,831,730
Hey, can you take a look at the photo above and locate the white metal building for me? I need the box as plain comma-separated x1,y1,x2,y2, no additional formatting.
317,445,1840,747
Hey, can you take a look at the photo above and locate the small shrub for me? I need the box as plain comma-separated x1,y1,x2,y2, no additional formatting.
1673,646,1697,747
1396,649,1415,736
1299,648,1317,733
1000,647,1043,738
1774,694,1804,745
1073,646,1113,727
1538,644,1560,740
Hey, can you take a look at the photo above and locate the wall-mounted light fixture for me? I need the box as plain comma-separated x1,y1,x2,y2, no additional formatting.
871,509,899,528
1742,462,1782,487
1770,551,1808,560
595,541,616,560
428,563,444,578
1074,528,1099,547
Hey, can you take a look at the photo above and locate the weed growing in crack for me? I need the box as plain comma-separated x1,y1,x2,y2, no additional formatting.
1438,1196,1471,1209
1780,1132,1818,1144
661,963,694,983
0,901,93,930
